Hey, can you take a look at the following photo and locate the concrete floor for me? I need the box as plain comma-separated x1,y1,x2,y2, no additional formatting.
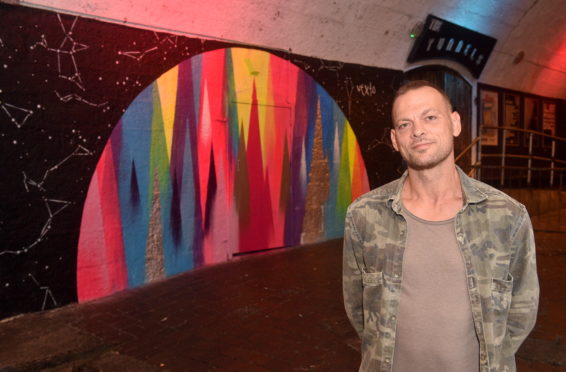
0,222,565,371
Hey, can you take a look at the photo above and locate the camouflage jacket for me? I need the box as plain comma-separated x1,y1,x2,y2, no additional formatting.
343,167,539,372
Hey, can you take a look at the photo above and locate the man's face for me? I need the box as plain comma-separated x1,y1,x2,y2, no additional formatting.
390,86,461,171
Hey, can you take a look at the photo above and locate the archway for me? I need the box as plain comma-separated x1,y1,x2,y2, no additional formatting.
75,47,370,301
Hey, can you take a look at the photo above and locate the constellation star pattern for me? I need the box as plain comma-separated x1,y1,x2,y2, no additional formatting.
23,145,92,192
30,14,89,90
154,33,179,46
316,58,344,72
55,91,108,107
28,273,58,310
4,145,92,256
1,102,34,128
118,46,158,61
118,32,179,62
0,197,72,256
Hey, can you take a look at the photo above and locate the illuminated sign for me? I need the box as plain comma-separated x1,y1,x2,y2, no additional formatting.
407,15,497,78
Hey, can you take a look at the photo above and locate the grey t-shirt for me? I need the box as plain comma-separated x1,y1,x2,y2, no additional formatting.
392,206,480,372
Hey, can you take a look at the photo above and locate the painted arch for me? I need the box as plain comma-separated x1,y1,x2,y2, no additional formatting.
76,47,369,301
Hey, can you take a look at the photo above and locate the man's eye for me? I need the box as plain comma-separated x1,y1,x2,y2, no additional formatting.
398,122,409,129
425,115,437,121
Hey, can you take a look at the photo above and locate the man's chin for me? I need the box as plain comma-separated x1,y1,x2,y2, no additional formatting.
407,161,437,171
404,149,453,171
406,155,448,171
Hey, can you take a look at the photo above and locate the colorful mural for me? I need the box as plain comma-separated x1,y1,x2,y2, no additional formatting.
76,48,369,301
1,4,402,318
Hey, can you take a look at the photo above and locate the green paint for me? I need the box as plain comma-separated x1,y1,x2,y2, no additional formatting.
336,126,351,219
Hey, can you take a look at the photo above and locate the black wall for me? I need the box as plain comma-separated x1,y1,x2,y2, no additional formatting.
0,4,403,318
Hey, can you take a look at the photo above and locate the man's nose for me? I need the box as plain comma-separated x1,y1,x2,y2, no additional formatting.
411,120,425,137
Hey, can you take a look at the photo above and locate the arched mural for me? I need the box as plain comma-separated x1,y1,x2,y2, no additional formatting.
0,4,405,319
76,47,369,301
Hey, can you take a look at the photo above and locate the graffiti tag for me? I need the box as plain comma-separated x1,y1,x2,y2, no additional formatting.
356,82,376,96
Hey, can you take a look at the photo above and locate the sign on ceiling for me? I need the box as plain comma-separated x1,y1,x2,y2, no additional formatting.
407,14,497,78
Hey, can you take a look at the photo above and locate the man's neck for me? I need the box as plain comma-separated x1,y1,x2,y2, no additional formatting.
402,163,463,221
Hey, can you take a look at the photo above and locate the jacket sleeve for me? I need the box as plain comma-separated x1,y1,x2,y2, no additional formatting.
343,209,365,338
508,206,540,353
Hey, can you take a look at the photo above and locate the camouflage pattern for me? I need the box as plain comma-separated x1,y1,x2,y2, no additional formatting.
343,167,539,372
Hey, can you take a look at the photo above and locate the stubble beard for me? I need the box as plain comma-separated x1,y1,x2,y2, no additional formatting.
402,137,454,171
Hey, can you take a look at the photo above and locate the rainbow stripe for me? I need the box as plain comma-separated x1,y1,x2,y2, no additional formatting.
77,48,369,301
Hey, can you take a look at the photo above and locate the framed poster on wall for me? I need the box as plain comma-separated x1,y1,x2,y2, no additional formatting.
523,97,541,147
543,101,556,136
543,101,556,147
479,90,499,146
504,93,521,146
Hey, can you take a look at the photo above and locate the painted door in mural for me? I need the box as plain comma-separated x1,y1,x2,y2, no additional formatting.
76,48,369,302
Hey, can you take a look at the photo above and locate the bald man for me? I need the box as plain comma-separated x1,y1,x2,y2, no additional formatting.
343,80,539,372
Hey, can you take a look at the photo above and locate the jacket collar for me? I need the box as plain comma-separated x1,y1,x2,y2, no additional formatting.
388,165,487,214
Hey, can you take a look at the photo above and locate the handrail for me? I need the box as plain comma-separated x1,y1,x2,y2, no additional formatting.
481,125,566,142
481,154,566,165
455,136,481,163
456,125,566,188
480,165,566,171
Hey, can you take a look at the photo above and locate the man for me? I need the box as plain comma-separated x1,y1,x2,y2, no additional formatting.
343,80,539,372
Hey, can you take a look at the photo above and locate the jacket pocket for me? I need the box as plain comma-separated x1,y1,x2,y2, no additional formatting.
361,271,383,339
362,271,383,287
491,274,513,346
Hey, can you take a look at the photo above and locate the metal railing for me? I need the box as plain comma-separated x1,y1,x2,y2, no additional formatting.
456,125,566,189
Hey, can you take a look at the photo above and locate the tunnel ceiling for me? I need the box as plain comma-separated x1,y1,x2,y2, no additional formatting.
17,0,566,99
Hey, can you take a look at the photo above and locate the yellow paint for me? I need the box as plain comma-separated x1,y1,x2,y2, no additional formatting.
156,66,179,160
230,48,270,148
230,49,251,143
345,123,357,178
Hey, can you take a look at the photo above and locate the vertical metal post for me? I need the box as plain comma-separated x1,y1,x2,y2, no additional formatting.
551,140,556,187
528,133,533,186
500,129,506,187
477,131,482,181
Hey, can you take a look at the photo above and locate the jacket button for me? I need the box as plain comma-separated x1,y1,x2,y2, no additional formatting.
468,277,475,289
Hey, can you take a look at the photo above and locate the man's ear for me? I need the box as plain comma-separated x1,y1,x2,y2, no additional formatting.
390,128,399,151
451,111,462,137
